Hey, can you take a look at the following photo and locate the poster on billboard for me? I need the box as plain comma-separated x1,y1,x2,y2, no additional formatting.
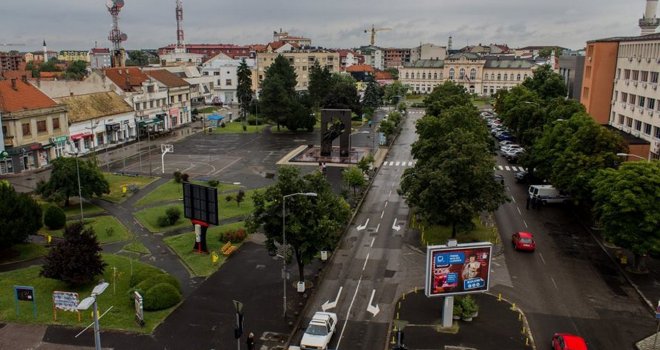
425,242,493,297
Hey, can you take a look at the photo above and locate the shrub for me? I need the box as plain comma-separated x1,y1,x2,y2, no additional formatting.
136,274,181,293
143,283,182,311
207,179,219,187
44,205,66,230
221,228,247,243
173,171,182,183
130,268,164,287
157,215,171,227
181,173,190,182
165,207,181,225
225,195,233,202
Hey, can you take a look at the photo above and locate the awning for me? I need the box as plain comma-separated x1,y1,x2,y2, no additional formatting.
70,133,93,141
207,114,225,121
138,118,163,127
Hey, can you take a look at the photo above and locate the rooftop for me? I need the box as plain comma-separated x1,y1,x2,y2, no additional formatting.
145,69,190,88
103,67,149,92
56,91,133,123
403,59,444,68
0,77,58,113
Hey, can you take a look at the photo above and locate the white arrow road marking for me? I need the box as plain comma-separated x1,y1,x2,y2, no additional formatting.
321,286,343,312
392,218,401,231
366,289,380,317
357,218,369,231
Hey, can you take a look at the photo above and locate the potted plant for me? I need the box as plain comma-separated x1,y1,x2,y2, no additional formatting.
453,303,463,320
460,295,478,321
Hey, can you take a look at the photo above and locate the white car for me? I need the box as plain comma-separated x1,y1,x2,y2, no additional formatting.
300,312,338,350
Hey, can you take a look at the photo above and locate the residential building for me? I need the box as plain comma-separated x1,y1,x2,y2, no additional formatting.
0,52,24,72
559,55,585,100
163,65,214,104
337,50,363,70
256,49,339,90
272,29,312,47
144,69,192,129
34,72,112,98
159,51,204,66
410,43,447,63
0,76,68,174
56,92,135,155
90,48,112,69
201,53,255,104
58,50,90,63
580,39,619,125
358,46,384,70
158,44,252,61
383,48,411,68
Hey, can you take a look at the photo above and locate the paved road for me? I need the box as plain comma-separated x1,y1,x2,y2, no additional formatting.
290,109,427,350
491,153,654,349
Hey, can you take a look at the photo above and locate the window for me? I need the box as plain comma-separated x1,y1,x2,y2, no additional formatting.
656,126,660,139
405,72,409,79
644,123,652,135
52,118,60,130
650,98,656,110
524,74,528,79
632,70,639,81
225,79,232,86
470,68,476,80
583,87,590,99
449,68,455,80
497,74,501,81
517,74,521,81
629,94,636,104
504,73,508,81
433,72,438,79
618,114,625,124
22,123,31,136
639,96,646,107
621,92,628,102
214,72,220,76
422,73,426,79
635,120,642,131
624,69,631,79
626,117,633,127
614,90,618,101
37,120,47,133
651,72,659,83
641,71,649,82
96,133,104,146
616,68,621,79
459,68,465,79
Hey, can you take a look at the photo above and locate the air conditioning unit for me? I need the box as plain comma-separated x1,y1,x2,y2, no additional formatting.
623,104,627,109
633,81,638,87
625,80,630,85
649,110,654,116
631,106,635,112
643,83,647,89
653,84,658,90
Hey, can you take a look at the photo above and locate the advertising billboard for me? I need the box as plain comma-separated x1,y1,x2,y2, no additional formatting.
182,182,219,225
425,242,493,297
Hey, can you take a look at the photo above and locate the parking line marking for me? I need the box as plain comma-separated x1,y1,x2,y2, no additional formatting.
523,220,528,228
384,201,388,208
381,211,385,219
370,237,375,247
550,277,558,290
375,223,380,232
498,165,504,170
511,196,516,203
539,253,546,265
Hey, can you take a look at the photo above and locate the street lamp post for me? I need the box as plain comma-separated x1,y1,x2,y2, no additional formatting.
616,152,650,162
282,192,317,318
66,143,84,221
76,282,109,350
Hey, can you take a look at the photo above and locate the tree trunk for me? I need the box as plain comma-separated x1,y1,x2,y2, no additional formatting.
633,253,649,273
451,222,457,239
65,195,70,207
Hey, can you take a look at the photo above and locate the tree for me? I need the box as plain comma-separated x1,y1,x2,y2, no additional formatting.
308,61,332,109
591,161,660,272
64,60,88,80
40,222,107,286
44,205,66,230
323,74,362,116
343,166,366,196
260,55,299,131
247,166,350,283
38,157,110,207
0,184,42,250
235,189,246,207
522,64,567,100
384,67,399,80
424,81,472,117
357,153,375,174
383,81,408,105
127,50,149,67
237,59,253,129
362,77,382,117
40,58,60,72
538,46,563,58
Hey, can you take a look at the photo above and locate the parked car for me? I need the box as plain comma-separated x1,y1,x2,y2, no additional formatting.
493,174,504,184
300,312,338,350
528,185,571,205
512,231,536,251
552,333,588,350
504,149,524,162
515,170,528,183
499,140,515,147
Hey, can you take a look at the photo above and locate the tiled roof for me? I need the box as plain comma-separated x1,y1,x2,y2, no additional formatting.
375,71,393,80
56,91,133,123
90,48,110,54
346,64,375,72
447,52,482,60
0,78,58,113
104,67,149,92
403,59,444,68
145,69,190,88
484,57,535,69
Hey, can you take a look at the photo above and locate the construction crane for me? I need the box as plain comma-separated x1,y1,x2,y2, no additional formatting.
364,25,391,46
0,43,26,47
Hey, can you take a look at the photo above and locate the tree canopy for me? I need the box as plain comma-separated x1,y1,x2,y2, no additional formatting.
362,77,383,117
38,157,110,207
64,60,88,80
247,166,350,282
0,184,42,250
424,81,472,117
591,161,660,271
237,58,253,126
522,64,567,100
322,74,362,116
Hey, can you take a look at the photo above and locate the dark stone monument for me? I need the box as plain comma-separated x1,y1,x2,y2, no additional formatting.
320,109,351,157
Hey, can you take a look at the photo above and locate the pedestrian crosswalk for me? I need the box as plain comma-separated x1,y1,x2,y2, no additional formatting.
381,161,525,172
494,165,526,172
383,160,416,167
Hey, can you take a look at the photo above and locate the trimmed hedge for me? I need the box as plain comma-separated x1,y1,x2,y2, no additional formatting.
136,274,181,293
130,268,164,287
44,205,66,230
220,228,247,243
143,283,182,311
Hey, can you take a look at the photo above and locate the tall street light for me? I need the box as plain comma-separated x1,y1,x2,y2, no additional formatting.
282,192,317,318
616,152,650,163
66,143,84,221
77,281,109,350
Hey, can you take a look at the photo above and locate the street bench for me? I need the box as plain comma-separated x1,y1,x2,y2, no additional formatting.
221,241,238,256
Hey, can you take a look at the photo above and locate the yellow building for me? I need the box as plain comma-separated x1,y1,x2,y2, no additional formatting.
255,50,340,90
58,50,90,63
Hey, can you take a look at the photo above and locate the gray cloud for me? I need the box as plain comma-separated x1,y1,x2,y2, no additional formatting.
0,0,649,52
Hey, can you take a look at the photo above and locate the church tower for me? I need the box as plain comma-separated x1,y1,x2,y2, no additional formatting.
42,39,47,61
640,0,659,35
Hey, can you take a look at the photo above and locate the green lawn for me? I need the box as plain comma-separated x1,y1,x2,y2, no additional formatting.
164,221,246,277
121,242,151,255
211,121,269,134
102,173,158,203
0,254,176,332
43,216,131,244
422,217,499,246
62,201,105,218
0,243,48,265
134,188,260,233
135,180,241,208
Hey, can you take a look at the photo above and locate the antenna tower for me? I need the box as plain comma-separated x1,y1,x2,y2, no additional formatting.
175,0,186,52
106,0,127,67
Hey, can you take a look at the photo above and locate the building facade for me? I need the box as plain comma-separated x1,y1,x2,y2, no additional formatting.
90,48,112,69
256,50,339,90
383,48,411,68
410,43,447,63
58,50,90,63
580,40,620,125
144,69,192,129
0,52,23,72
559,55,585,100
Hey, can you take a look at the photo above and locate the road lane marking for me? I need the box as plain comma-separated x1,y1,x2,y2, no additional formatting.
523,220,528,228
511,195,516,203
550,277,558,290
375,223,380,232
517,206,522,215
389,190,392,197
336,276,362,350
539,253,546,265
384,201,388,208
370,237,375,247
363,253,370,270
381,210,385,219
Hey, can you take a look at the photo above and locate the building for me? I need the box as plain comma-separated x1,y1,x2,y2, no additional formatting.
358,46,384,70
58,50,90,63
162,65,214,104
158,51,204,66
337,50,363,70
399,59,445,94
272,29,312,47
0,52,24,72
144,69,192,129
581,39,621,125
0,76,69,174
559,55,585,100
410,43,447,63
56,92,135,155
345,64,376,84
256,50,339,91
201,53,255,104
383,48,411,68
158,44,252,61
481,56,535,96
90,48,112,69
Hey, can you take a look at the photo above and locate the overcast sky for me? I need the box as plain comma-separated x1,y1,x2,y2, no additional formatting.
0,0,652,52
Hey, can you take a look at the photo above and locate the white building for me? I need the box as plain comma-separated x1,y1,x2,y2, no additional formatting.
202,53,256,104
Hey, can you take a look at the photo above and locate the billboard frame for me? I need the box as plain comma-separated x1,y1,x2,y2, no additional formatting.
424,242,493,298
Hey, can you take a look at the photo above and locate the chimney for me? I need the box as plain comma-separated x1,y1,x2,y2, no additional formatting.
10,78,17,90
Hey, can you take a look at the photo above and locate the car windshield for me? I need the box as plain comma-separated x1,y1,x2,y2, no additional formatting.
305,324,328,336
520,238,533,243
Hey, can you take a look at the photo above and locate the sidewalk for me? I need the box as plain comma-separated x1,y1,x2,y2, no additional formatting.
392,291,532,350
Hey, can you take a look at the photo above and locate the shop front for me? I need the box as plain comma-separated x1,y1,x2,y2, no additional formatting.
70,133,94,154
169,108,179,128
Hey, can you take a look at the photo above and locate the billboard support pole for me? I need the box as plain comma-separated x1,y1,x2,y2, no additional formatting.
441,239,458,328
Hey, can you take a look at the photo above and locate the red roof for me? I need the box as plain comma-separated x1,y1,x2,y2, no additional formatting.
145,69,189,88
375,71,393,80
90,48,110,54
104,67,149,92
346,64,375,73
0,78,58,113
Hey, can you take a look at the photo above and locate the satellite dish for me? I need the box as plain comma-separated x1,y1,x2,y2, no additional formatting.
114,0,124,8
120,33,128,41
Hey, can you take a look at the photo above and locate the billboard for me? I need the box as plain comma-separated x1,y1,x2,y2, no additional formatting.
182,182,219,225
425,242,493,297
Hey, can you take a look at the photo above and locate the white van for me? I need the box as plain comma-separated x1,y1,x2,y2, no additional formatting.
528,185,571,204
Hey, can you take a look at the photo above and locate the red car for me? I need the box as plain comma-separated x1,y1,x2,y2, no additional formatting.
512,231,536,251
552,333,588,350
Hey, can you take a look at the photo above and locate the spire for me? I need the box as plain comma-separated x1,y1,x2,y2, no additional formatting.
640,0,659,35
43,39,46,47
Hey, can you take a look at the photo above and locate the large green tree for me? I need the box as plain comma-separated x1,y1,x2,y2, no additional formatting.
308,61,332,109
64,60,88,80
247,166,350,283
260,55,311,131
0,183,42,251
383,81,408,105
41,222,107,286
522,64,567,100
236,58,253,128
127,50,149,67
362,77,382,117
591,161,660,271
38,157,110,207
424,81,472,117
323,74,362,116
